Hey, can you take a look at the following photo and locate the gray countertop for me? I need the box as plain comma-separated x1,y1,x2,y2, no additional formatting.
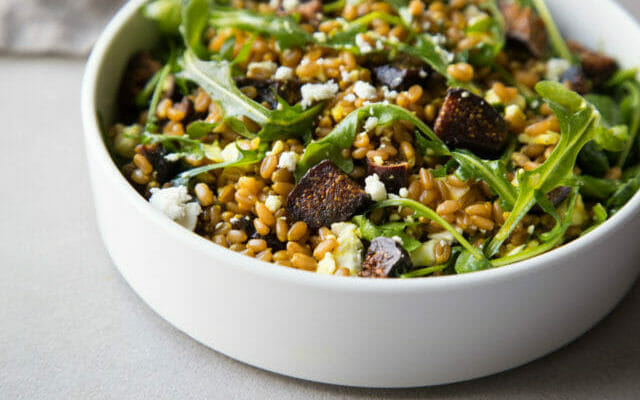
2,1,640,398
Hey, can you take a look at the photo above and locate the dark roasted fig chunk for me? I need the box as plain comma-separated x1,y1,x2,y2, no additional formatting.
286,160,372,229
500,1,547,57
137,143,179,185
119,51,162,119
235,78,301,109
531,186,572,214
568,41,619,86
372,63,431,91
560,65,590,95
359,237,412,278
434,88,509,158
367,158,409,193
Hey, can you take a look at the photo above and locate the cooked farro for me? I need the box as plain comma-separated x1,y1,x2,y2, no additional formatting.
107,0,640,278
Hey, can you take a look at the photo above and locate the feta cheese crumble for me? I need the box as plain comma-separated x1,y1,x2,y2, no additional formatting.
364,116,379,131
330,222,364,275
264,195,282,213
364,174,387,201
300,80,339,109
149,186,202,231
355,33,373,54
353,80,377,100
546,58,572,81
274,66,293,81
278,151,299,172
399,187,409,198
247,61,277,78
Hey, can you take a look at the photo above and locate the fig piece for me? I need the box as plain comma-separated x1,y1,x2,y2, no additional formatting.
137,143,179,185
235,78,301,109
286,160,372,229
568,41,619,87
359,237,412,278
531,186,572,214
367,158,409,193
500,1,547,57
434,88,509,158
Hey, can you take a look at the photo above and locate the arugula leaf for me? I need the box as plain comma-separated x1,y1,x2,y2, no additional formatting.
452,149,517,210
352,215,421,252
180,0,210,58
460,0,505,67
172,141,269,186
617,80,640,167
576,175,618,200
374,198,491,270
209,8,313,49
143,0,182,36
325,12,404,51
180,50,322,141
489,187,579,267
531,0,574,61
607,165,640,212
485,81,604,257
296,103,449,179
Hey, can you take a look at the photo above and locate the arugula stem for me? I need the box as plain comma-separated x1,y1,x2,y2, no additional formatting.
375,198,487,263
399,264,447,278
144,58,173,135
530,0,573,61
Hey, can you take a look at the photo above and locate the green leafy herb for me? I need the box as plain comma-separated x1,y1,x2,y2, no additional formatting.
460,0,505,67
179,49,322,141
172,141,269,186
352,215,421,252
489,187,579,267
452,149,517,210
296,103,449,179
180,0,210,58
485,81,605,258
143,0,182,36
209,8,313,49
374,198,491,271
617,80,640,167
531,0,574,61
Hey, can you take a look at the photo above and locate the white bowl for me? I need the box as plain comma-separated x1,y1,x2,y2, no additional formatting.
82,0,640,387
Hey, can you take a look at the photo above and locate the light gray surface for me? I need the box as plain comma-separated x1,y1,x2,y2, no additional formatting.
2,1,640,399
0,0,124,55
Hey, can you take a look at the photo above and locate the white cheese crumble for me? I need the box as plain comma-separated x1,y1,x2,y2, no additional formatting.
331,222,364,275
149,186,202,231
344,93,356,102
300,80,339,109
278,151,299,172
313,31,327,42
381,86,398,100
364,116,379,131
546,58,572,82
399,187,409,198
282,0,300,11
355,33,373,54
264,195,282,213
247,60,277,78
364,174,387,201
221,142,240,163
274,66,293,81
316,252,337,275
353,80,377,99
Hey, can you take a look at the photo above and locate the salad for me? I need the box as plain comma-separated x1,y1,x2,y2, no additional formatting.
106,0,640,278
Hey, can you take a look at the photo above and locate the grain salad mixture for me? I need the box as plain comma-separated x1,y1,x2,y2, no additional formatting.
107,0,640,277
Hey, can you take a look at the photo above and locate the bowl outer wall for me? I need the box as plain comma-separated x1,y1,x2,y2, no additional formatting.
82,0,640,387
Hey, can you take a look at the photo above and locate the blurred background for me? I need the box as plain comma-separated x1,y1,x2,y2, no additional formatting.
0,0,124,56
